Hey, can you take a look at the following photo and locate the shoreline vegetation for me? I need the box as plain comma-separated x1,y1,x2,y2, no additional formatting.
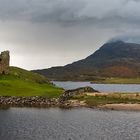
73,92,140,111
53,77,140,84
90,77,140,84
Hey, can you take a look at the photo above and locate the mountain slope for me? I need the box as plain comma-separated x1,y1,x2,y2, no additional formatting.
34,41,140,81
0,67,63,97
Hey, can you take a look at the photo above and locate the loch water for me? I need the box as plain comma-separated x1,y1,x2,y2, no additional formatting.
53,81,140,93
1,82,140,140
0,108,140,140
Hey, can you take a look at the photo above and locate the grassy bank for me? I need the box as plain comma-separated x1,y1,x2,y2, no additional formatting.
72,93,140,107
91,77,140,84
0,67,63,97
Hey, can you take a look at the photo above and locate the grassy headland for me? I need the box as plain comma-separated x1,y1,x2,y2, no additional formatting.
0,67,63,97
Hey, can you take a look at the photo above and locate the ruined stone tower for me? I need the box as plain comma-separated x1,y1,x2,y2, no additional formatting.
0,51,10,74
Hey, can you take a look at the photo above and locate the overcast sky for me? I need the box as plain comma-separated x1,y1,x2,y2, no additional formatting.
0,0,140,70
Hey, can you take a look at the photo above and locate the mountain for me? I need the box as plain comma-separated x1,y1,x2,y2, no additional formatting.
33,41,140,81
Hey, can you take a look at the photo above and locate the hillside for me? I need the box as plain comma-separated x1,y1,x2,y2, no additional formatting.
9,67,49,84
0,67,63,97
33,41,140,81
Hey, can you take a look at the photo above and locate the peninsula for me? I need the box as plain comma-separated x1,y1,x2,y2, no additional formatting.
0,50,140,111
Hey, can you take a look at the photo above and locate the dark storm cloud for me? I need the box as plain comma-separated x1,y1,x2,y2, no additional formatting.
0,0,140,25
0,0,140,69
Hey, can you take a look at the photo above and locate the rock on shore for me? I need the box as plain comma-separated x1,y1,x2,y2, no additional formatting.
59,86,98,102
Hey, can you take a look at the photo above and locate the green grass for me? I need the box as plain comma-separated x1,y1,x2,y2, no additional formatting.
0,67,63,97
91,77,140,84
84,96,140,106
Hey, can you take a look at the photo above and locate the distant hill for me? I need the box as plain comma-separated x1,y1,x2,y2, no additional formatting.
33,41,140,81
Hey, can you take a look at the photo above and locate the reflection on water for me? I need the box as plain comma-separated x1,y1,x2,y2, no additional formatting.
0,108,140,140
53,81,140,93
0,106,10,110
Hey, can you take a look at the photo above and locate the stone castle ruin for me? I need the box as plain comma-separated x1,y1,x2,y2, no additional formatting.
0,51,10,74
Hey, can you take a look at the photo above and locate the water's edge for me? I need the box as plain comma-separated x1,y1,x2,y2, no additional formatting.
1,96,140,112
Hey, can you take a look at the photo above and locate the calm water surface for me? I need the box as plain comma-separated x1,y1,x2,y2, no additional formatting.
0,108,140,140
53,81,140,93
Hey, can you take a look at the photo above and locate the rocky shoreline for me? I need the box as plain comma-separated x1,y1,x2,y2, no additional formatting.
1,96,140,111
0,87,95,108
0,96,89,109
1,86,140,111
0,96,60,108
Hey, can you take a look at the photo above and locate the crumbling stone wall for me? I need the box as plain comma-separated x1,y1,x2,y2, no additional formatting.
0,51,10,74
